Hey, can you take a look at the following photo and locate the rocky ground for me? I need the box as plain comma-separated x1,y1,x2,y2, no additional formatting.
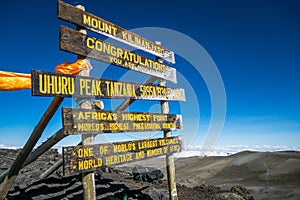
1,148,299,199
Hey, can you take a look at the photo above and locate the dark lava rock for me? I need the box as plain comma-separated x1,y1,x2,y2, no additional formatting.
141,187,169,200
212,192,245,200
194,184,221,193
231,186,254,200
132,165,164,183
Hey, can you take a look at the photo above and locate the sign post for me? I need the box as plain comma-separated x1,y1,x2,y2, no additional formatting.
75,4,96,200
161,79,178,200
56,2,184,200
156,41,178,200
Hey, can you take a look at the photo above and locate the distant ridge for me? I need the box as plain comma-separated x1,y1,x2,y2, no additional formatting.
1,143,299,157
174,144,300,157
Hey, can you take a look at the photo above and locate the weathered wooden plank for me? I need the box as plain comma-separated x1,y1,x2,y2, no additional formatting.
57,1,175,64
62,108,183,135
59,26,177,83
31,70,185,101
63,136,182,176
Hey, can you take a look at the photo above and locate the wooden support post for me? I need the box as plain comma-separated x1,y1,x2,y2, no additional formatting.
160,80,178,200
156,41,178,200
0,128,65,183
39,159,63,179
80,98,96,200
75,4,96,200
0,96,64,200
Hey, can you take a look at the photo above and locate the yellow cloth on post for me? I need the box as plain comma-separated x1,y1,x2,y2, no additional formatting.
0,71,31,91
55,59,92,75
0,59,92,91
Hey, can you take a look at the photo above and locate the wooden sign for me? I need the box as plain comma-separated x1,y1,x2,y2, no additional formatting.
63,136,182,176
31,70,185,101
62,108,183,135
58,0,175,64
59,26,177,83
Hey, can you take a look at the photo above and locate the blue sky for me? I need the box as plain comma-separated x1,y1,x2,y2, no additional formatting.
0,0,299,149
